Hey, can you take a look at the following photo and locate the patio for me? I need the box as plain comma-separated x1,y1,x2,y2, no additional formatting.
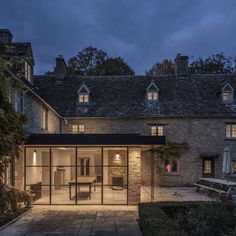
0,206,141,236
141,186,215,202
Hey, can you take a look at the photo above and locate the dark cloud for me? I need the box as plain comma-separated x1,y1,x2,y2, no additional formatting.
0,0,236,74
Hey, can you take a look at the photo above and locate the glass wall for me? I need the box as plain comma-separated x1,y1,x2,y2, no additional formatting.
25,148,50,204
103,147,128,204
25,147,128,205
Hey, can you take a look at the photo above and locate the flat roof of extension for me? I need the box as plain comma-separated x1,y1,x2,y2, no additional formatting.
25,134,165,146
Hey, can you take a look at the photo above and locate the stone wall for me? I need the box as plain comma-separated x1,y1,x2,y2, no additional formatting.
107,150,127,186
23,91,61,134
63,117,236,186
128,148,141,205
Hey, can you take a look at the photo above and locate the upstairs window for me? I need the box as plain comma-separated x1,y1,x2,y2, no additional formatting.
16,91,24,113
24,60,32,82
222,83,234,103
151,125,164,136
147,91,158,101
226,124,236,138
146,81,159,101
41,106,48,131
72,125,78,134
79,124,85,134
78,83,90,104
79,94,89,103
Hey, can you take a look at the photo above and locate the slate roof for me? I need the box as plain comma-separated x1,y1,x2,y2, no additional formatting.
33,74,236,117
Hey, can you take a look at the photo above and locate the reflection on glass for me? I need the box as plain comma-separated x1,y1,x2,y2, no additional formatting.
103,186,127,204
26,167,50,185
26,185,50,204
26,148,50,166
52,147,75,166
25,146,128,205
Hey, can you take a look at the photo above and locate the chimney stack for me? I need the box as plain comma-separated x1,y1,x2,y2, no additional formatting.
0,29,13,44
54,55,67,79
175,54,189,77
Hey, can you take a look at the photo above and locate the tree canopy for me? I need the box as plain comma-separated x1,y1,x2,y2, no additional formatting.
146,59,175,75
189,53,234,74
146,53,235,75
96,57,135,76
66,46,135,76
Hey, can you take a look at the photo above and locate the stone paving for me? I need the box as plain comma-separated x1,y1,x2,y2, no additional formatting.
0,187,214,236
0,206,142,236
141,187,215,202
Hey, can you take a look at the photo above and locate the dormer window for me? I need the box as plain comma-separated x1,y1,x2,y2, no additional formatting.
24,60,32,82
79,94,89,103
78,82,90,104
222,83,234,103
146,81,159,101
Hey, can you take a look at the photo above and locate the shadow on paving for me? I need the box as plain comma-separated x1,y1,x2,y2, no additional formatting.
0,209,142,236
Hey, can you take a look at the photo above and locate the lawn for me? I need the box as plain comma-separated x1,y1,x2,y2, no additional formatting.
138,201,236,236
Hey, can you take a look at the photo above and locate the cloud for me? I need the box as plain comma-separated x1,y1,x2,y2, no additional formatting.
0,0,236,74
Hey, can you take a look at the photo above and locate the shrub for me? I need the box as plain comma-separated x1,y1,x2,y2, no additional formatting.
139,202,236,236
0,182,33,214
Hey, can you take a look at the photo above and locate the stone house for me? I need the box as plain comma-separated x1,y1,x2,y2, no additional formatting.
1,29,236,205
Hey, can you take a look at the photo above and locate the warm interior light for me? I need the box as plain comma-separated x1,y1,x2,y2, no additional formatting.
33,150,37,165
115,153,120,161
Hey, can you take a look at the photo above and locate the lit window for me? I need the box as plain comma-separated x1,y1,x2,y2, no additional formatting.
41,107,48,130
72,125,78,134
79,94,89,103
157,126,164,136
79,124,85,134
223,91,233,102
226,124,236,138
151,126,157,136
146,81,159,101
164,159,178,173
222,83,234,103
147,91,158,101
78,83,90,104
204,160,212,174
151,125,164,136
232,161,236,174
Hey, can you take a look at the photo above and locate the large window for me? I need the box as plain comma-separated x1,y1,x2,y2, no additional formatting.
25,147,128,205
226,124,236,139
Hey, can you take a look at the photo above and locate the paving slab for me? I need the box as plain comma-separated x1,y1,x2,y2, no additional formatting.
0,206,141,236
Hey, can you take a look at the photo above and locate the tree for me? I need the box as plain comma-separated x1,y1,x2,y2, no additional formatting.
66,47,135,76
67,46,108,76
0,54,27,183
146,59,175,75
189,53,234,74
96,57,135,75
